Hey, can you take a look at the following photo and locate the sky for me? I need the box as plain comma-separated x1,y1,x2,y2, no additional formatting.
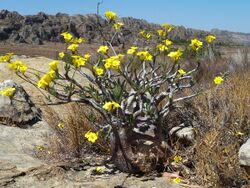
0,0,249,33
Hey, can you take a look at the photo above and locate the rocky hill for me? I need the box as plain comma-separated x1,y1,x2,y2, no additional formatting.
1,9,250,46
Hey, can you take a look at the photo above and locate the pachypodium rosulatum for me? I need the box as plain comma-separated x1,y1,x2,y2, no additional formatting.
0,10,217,173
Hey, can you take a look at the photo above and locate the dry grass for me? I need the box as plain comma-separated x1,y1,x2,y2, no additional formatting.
188,71,250,187
38,102,110,162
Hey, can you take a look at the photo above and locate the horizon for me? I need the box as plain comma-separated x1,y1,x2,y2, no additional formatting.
1,0,250,33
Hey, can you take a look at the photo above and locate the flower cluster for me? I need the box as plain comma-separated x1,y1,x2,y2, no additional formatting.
139,30,152,39
104,11,124,31
156,39,173,52
8,60,28,74
136,51,153,61
61,32,85,44
71,54,90,68
97,45,109,55
157,23,174,37
67,43,79,53
103,54,124,70
168,49,183,62
104,11,117,22
206,35,216,43
190,38,203,51
127,46,138,55
0,52,13,63
37,61,59,89
60,32,85,54
1,87,15,97
114,22,124,30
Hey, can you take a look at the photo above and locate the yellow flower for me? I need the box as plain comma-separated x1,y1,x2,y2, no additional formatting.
84,130,98,143
104,11,117,22
103,101,120,111
49,61,59,71
114,22,124,30
37,145,43,151
111,60,121,70
139,30,152,39
37,70,56,88
1,87,15,97
71,55,86,68
136,51,153,61
178,69,186,77
190,39,203,51
172,177,181,184
8,60,28,74
84,53,91,60
103,54,124,70
59,52,65,59
95,166,104,174
70,37,85,44
67,44,78,52
173,155,183,163
97,45,109,54
93,66,104,76
46,70,56,81
157,29,164,37
127,46,138,55
37,79,49,89
162,23,174,33
57,123,64,129
168,49,183,61
213,76,223,85
163,39,173,47
206,35,216,43
0,52,13,62
235,131,244,136
156,44,168,52
104,61,111,69
61,32,73,43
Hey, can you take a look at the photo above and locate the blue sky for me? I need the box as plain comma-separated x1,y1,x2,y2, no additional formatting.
1,0,249,33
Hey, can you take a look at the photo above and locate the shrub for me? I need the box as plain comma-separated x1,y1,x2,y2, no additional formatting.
0,11,218,173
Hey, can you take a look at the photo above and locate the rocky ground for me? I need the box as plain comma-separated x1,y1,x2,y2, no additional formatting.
0,121,183,188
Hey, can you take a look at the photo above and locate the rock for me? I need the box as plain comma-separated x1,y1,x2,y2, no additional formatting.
0,30,8,40
239,138,250,168
170,123,195,142
0,121,181,188
1,9,250,46
0,121,53,171
0,80,41,127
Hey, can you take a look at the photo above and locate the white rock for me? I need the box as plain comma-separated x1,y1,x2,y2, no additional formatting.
239,138,250,166
170,123,195,142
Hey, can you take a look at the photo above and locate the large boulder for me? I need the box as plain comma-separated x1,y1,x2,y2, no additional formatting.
0,80,41,127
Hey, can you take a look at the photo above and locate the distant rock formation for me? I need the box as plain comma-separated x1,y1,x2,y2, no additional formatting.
0,9,250,46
